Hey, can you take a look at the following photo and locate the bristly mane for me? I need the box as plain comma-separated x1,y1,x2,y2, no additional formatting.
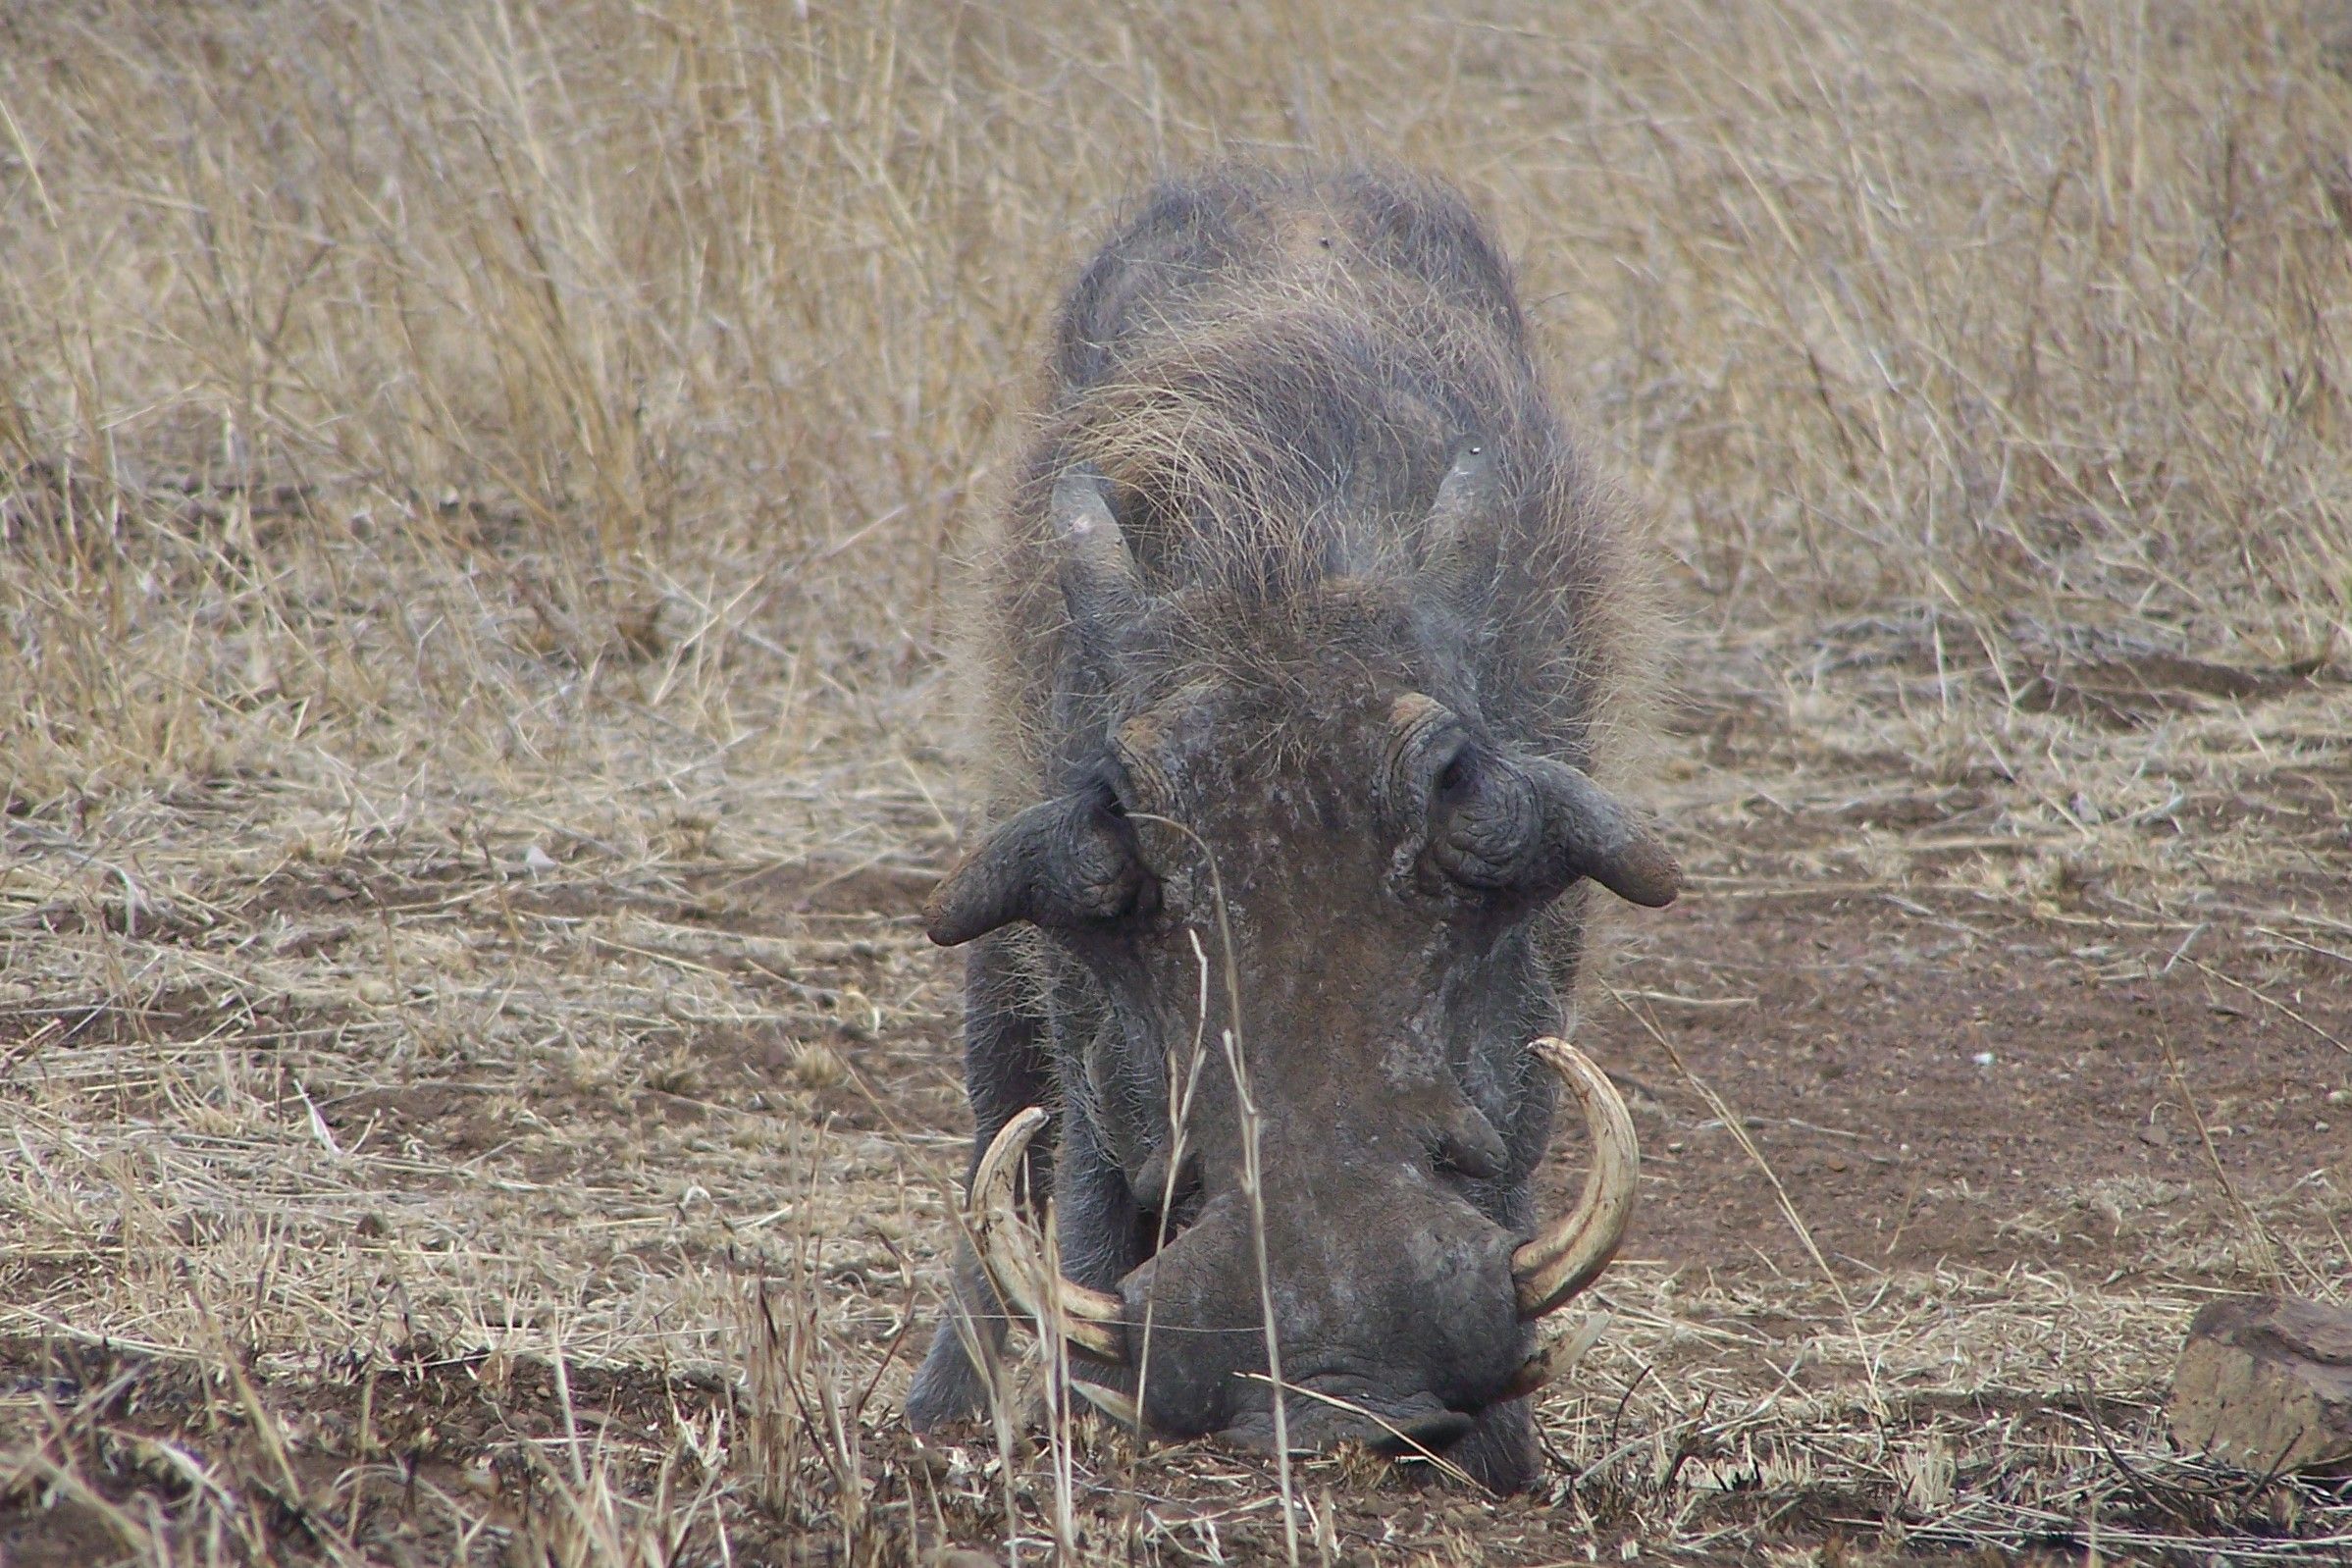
965,164,1654,810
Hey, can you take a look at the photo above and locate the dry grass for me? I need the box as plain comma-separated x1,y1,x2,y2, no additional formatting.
3,0,2350,1562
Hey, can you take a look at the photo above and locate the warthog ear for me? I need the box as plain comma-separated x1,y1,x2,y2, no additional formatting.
1419,437,1503,611
1053,466,1146,654
924,790,1150,946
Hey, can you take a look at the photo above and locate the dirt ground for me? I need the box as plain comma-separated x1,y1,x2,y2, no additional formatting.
5,653,2347,1565
1593,875,2352,1292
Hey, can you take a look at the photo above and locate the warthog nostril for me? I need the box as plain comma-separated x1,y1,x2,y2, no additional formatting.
1371,1409,1477,1455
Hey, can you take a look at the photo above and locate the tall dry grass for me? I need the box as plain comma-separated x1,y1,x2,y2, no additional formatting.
4,0,2346,816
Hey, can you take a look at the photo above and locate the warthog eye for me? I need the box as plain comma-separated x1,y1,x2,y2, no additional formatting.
1390,693,1680,911
1433,742,1476,805
1427,744,1550,897
1059,783,1152,921
1096,766,1133,820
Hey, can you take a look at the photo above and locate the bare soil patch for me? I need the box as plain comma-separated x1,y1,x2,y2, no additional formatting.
10,710,2345,1563
1591,879,2350,1285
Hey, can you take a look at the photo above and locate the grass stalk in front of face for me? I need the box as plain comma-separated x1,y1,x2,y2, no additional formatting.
1115,927,1216,1560
1036,1205,1080,1563
1224,1022,1301,1568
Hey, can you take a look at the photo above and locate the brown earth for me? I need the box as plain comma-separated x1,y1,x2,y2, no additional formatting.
6,650,2350,1566
1588,881,2351,1289
6,768,2350,1565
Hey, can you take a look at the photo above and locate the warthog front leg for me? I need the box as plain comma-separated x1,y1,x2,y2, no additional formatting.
906,935,1054,1430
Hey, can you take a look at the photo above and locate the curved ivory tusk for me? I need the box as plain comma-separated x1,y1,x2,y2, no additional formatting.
1068,1378,1141,1427
968,1107,1129,1363
1511,1039,1640,1320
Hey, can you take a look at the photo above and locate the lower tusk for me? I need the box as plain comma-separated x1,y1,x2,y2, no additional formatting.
1497,1310,1612,1401
1068,1379,1142,1428
1511,1039,1640,1320
968,1106,1129,1363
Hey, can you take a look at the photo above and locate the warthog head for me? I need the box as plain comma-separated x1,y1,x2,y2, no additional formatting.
917,450,1675,1490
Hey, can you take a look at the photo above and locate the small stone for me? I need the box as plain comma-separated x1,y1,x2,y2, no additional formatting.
2327,1088,2351,1107
2169,1296,2352,1472
1971,1051,1995,1067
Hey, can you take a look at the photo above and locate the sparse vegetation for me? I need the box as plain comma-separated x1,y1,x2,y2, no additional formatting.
2,1,2347,1563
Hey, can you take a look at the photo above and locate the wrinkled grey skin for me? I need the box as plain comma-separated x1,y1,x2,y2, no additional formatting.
903,166,1668,1493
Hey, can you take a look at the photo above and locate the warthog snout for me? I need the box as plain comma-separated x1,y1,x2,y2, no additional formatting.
1115,1171,1531,1456
956,1041,1637,1485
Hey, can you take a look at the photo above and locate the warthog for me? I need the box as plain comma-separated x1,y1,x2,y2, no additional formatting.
904,166,1678,1492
